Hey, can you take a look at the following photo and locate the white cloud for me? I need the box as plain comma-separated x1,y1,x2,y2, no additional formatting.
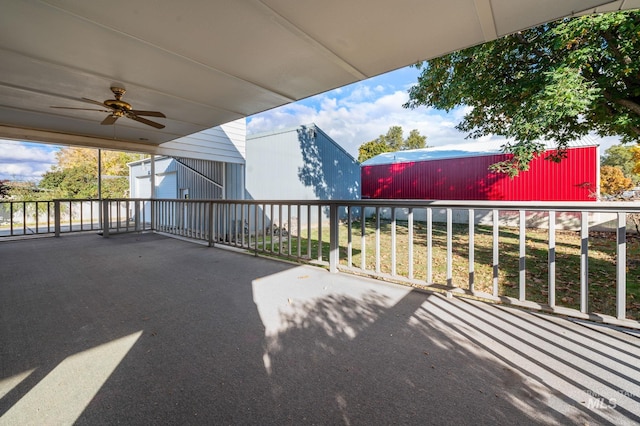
0,140,59,181
247,72,623,159
248,84,473,158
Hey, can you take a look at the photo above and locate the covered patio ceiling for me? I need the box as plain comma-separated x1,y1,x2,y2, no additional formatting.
1,0,639,154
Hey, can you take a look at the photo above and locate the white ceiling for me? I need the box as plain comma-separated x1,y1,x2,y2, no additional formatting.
1,0,638,154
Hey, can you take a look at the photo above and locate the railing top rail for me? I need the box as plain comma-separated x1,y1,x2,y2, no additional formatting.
33,197,636,214
123,198,640,213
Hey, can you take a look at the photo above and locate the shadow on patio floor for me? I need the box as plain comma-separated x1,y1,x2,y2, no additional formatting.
0,232,638,424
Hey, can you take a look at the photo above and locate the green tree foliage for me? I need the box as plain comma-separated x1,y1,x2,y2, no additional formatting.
357,126,428,162
405,11,640,176
601,144,640,184
0,180,10,198
633,146,640,175
600,165,633,195
38,147,139,199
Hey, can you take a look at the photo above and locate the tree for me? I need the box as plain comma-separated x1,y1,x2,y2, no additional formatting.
357,139,390,163
37,147,139,199
600,165,633,195
601,144,640,184
357,126,428,162
404,129,428,150
405,11,640,175
633,146,640,176
0,180,9,198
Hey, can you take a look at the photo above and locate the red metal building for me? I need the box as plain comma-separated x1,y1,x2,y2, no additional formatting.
361,146,598,201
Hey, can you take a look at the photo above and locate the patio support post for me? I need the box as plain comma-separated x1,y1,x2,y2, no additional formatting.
54,200,61,237
329,203,339,273
150,156,156,231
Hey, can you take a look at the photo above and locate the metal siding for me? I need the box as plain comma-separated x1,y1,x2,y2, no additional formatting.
155,172,177,199
362,147,597,201
246,124,360,200
225,163,245,200
157,119,247,164
176,157,225,199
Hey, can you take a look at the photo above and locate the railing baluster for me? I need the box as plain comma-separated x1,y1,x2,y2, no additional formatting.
317,205,322,262
297,205,301,258
580,211,589,314
375,206,381,274
329,203,339,273
492,209,499,297
287,204,292,256
427,207,432,285
469,208,474,293
278,204,283,255
408,208,414,280
307,205,312,258
347,206,352,267
519,210,526,301
617,212,627,320
548,211,556,309
391,207,396,276
360,207,366,270
270,204,275,253
446,208,452,287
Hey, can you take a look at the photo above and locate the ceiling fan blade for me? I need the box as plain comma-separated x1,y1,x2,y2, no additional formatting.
101,114,118,125
128,114,165,129
130,110,166,118
51,106,110,112
81,97,110,108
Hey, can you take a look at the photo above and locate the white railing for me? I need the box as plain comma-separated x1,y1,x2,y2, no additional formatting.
0,199,149,237
136,198,640,328
3,197,638,328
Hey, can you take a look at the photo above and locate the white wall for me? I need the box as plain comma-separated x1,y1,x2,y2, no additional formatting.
157,119,246,163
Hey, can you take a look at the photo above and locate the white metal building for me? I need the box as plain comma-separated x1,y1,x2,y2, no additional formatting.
245,124,360,201
129,119,246,200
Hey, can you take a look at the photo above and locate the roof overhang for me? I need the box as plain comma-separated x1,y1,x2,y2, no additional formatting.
1,0,638,154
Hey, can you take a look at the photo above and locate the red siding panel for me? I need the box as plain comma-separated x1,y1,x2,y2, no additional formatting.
361,147,597,201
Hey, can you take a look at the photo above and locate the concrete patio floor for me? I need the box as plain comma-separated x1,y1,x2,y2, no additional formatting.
1,232,639,425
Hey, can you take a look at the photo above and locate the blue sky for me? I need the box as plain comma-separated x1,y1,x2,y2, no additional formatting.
0,65,621,181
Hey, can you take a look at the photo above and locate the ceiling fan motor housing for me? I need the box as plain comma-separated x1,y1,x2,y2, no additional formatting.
104,99,132,111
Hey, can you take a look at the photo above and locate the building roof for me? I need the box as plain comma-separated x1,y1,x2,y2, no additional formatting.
361,136,600,166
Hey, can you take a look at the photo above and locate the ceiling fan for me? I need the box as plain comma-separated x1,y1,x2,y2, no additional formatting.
51,86,166,129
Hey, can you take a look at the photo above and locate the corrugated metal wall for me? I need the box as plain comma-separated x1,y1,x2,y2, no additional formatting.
129,156,244,200
361,147,597,201
175,157,225,199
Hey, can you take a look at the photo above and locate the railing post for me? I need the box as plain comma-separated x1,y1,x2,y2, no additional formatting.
54,200,61,237
208,201,215,247
102,200,110,238
329,203,339,273
548,211,556,309
150,198,156,231
580,212,589,314
617,212,627,320
134,200,140,230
